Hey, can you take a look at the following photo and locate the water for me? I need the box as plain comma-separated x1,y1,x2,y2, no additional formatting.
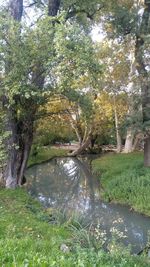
26,157,150,254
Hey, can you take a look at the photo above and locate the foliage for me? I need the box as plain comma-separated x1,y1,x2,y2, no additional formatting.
35,98,76,146
92,152,150,216
93,92,128,144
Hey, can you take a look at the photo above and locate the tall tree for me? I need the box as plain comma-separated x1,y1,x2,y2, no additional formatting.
1,0,61,187
3,0,24,188
1,0,102,187
135,0,150,166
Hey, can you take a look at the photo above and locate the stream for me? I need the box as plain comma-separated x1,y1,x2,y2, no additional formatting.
26,157,150,254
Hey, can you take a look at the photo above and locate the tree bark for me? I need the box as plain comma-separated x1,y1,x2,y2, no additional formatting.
132,133,143,151
48,0,61,16
135,0,150,166
124,128,134,153
113,96,122,153
144,136,150,167
4,108,19,188
16,110,35,185
90,135,97,148
70,131,92,156
9,0,23,21
3,0,24,188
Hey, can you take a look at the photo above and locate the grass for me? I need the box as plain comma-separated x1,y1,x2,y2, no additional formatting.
0,189,68,266
0,189,149,266
92,152,150,216
28,146,68,167
0,148,150,266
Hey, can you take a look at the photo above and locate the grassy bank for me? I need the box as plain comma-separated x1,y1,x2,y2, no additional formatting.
0,148,150,266
92,152,150,216
28,146,68,167
0,189,149,266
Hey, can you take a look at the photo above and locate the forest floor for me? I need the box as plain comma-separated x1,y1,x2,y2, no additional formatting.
92,152,150,217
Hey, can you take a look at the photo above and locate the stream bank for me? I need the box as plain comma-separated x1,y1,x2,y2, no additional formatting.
92,152,150,217
26,156,150,255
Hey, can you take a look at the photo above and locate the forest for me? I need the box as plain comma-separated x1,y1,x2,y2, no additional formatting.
0,0,150,266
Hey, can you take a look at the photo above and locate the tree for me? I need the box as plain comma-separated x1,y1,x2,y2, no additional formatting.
95,39,130,152
95,0,150,163
0,0,102,187
135,0,150,166
113,0,150,164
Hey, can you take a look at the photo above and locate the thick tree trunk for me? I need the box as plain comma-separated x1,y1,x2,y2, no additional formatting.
124,128,134,153
9,0,23,21
132,133,143,151
16,115,35,185
135,1,150,166
3,0,23,188
4,108,19,188
3,106,35,187
48,0,61,16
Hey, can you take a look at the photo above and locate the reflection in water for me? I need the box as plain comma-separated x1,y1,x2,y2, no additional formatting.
26,157,150,254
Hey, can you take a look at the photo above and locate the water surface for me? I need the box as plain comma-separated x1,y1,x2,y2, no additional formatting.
26,157,150,254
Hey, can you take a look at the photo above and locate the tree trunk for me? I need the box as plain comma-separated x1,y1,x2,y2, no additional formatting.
71,132,92,156
90,135,97,148
124,128,134,153
3,0,23,188
113,96,122,153
16,115,35,185
144,136,150,167
48,0,61,16
132,133,143,151
4,108,19,188
9,0,23,21
135,0,150,166
69,115,83,146
73,125,83,146
3,105,35,187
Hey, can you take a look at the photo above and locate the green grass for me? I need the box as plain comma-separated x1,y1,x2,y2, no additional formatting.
28,146,68,167
0,189,149,266
0,150,150,266
0,189,68,266
92,152,150,216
